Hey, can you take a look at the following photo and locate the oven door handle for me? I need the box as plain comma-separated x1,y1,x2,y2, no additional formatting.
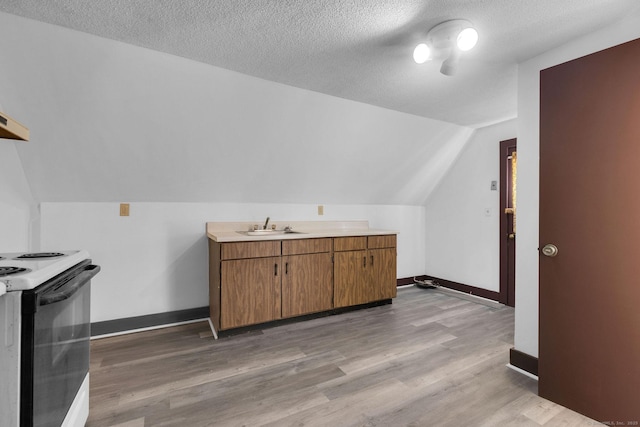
39,265,101,306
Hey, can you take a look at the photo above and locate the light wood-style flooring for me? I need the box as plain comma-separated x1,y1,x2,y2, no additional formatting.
87,286,598,426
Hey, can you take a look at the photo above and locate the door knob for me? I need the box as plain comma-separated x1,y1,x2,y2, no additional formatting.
541,244,559,257
508,233,516,240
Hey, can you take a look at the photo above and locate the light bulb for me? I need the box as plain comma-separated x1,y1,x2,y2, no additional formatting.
457,27,478,51
413,43,431,64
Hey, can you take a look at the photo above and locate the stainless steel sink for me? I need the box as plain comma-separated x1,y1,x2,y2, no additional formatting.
236,229,306,236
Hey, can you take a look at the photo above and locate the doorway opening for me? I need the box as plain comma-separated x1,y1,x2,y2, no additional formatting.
499,138,517,307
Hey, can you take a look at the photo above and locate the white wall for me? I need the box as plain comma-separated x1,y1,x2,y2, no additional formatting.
40,202,426,322
0,11,472,207
0,113,35,252
515,11,640,357
424,119,517,291
0,12,463,323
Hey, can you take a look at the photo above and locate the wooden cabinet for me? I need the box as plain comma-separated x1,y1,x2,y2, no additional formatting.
334,249,368,307
209,233,396,332
216,240,282,330
333,236,367,308
368,234,397,301
333,235,397,308
220,256,281,329
220,240,280,260
369,247,397,301
282,239,332,318
209,239,281,331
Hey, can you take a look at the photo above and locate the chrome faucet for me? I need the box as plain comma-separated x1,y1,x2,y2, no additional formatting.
263,217,270,230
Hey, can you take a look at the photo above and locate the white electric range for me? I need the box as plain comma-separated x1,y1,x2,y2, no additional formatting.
0,250,99,427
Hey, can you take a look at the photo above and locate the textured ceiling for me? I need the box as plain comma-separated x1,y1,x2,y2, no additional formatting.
0,0,638,127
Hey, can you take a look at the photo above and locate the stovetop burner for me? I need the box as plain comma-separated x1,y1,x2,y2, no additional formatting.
0,266,31,277
0,250,88,291
15,252,65,259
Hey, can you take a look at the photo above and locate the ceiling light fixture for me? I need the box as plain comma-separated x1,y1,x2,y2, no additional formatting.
413,19,478,76
412,43,430,64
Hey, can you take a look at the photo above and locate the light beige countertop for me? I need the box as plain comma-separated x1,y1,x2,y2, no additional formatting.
206,220,397,242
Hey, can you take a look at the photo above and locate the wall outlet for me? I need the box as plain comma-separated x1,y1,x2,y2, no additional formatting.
120,203,130,216
317,205,324,216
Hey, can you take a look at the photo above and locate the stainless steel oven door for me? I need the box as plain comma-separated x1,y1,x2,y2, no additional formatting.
21,262,99,427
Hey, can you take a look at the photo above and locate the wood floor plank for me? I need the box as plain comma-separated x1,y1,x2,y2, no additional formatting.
109,418,145,427
260,378,412,427
477,394,546,427
543,407,600,426
167,351,346,410
337,330,456,375
117,348,308,405
87,286,599,427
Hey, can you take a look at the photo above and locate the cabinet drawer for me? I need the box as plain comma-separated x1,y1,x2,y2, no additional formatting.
333,236,367,252
221,240,281,260
282,238,332,255
368,235,396,249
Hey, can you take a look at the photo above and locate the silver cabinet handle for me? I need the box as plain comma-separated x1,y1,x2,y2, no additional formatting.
541,244,559,257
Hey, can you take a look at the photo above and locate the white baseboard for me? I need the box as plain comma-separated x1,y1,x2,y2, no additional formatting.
506,363,539,381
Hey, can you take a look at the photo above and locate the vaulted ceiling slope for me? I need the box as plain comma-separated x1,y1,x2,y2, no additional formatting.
1,3,638,206
1,0,638,127
0,11,475,205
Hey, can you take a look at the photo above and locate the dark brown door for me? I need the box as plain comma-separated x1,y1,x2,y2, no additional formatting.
539,38,640,421
500,139,517,307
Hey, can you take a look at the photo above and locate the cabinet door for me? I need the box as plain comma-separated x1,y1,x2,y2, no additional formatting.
221,240,280,260
282,238,331,256
368,248,397,301
220,256,281,329
367,235,396,249
282,253,333,318
334,250,367,308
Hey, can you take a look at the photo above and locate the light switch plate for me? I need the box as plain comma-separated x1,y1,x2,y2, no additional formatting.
120,203,130,216
490,180,498,191
317,205,324,215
